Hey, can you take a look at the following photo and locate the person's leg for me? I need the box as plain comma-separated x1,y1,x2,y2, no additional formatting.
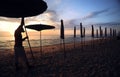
21,47,30,68
14,47,19,70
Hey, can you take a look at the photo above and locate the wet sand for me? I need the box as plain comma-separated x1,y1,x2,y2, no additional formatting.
0,38,120,77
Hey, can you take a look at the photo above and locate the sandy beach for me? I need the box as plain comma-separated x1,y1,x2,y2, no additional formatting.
0,38,120,77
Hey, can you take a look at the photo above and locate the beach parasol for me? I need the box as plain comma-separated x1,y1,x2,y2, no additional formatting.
80,23,84,50
0,0,48,61
83,27,85,37
60,20,65,39
99,26,102,38
25,24,55,31
83,27,86,47
105,27,107,37
60,19,66,59
91,25,95,48
25,24,55,56
80,23,83,38
115,29,117,37
113,29,116,37
110,28,112,37
96,29,98,38
74,26,76,38
91,25,94,38
113,29,114,37
74,26,76,48
0,0,47,18
101,29,103,37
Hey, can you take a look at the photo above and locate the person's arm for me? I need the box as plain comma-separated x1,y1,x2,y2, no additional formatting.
22,36,28,41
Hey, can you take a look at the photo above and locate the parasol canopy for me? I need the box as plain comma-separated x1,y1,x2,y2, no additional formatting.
25,24,55,31
0,0,47,18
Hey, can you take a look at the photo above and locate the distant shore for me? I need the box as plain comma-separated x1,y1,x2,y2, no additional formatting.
0,38,120,77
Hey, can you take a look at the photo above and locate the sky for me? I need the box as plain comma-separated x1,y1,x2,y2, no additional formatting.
0,0,120,36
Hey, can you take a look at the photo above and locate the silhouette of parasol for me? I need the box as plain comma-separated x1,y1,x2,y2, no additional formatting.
74,26,76,38
60,19,66,59
80,23,84,50
91,25,94,38
91,25,94,48
0,0,47,18
74,26,76,48
60,20,65,39
25,24,55,31
110,28,112,37
105,27,107,37
25,24,55,56
96,29,98,38
0,0,48,61
80,23,83,38
99,26,102,38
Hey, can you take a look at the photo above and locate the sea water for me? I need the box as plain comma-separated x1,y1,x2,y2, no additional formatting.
0,35,95,51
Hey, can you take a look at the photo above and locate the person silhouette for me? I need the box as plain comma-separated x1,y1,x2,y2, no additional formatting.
14,18,30,70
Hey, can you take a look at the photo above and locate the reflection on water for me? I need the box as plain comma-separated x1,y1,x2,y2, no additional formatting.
0,35,95,50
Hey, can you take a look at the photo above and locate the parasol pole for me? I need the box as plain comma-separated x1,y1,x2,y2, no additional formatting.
22,17,35,61
40,31,42,57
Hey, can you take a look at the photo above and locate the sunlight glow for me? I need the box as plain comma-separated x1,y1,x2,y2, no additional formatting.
0,21,19,35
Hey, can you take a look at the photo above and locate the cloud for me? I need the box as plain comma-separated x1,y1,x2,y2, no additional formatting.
81,9,109,20
53,0,62,5
0,9,60,28
93,22,120,26
0,17,20,22
43,10,59,21
0,31,11,37
24,10,60,28
44,0,62,9
59,9,110,28
107,8,120,16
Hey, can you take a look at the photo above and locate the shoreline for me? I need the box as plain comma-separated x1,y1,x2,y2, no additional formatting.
1,38,114,60
4,38,95,55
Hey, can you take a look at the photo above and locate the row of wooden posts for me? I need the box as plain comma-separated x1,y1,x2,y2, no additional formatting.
60,19,119,59
60,20,118,40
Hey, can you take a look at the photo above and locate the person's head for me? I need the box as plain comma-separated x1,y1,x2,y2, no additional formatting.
19,25,25,32
21,27,25,32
